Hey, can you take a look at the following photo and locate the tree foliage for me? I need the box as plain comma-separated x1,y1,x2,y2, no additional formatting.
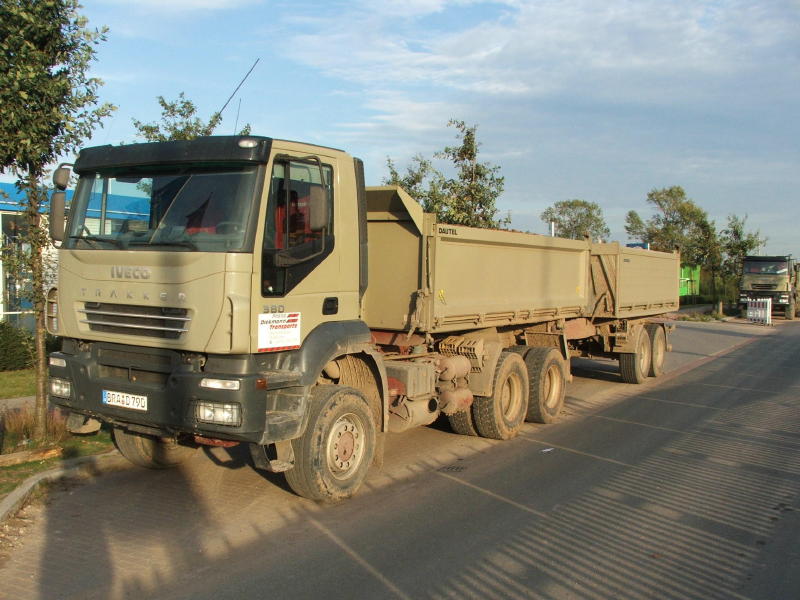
385,120,507,228
624,186,713,266
0,0,114,440
719,214,766,277
540,199,610,241
625,186,766,304
132,92,251,142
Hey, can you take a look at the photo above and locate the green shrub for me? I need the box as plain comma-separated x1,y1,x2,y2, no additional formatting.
0,321,34,371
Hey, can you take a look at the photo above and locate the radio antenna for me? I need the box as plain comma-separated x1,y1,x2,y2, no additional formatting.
211,58,260,132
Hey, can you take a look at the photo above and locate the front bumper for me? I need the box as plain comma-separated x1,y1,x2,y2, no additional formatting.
48,340,306,445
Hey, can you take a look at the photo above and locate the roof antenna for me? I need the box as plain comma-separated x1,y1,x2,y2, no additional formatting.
234,98,242,135
211,58,260,133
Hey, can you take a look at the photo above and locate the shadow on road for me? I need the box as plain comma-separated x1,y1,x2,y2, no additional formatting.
2,324,797,599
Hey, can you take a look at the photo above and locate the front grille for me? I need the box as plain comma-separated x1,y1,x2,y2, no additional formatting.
751,284,777,290
80,303,190,340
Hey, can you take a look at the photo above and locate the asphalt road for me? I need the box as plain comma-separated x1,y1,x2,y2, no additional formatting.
1,319,798,600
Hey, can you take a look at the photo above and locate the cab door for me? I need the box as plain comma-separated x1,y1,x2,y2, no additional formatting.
252,154,349,353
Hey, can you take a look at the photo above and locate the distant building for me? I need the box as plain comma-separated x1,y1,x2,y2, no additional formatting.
1,182,68,329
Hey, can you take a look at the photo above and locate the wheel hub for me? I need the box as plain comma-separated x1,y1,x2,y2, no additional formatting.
327,413,364,477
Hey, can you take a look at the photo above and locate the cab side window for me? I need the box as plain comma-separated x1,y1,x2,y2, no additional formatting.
263,160,334,296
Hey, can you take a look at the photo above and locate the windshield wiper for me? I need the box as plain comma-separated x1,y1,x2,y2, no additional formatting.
69,235,123,248
129,239,198,251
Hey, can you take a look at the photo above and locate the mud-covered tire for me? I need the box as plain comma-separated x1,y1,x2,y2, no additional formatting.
448,409,479,436
284,385,376,502
786,300,796,320
472,352,529,440
619,326,651,384
113,427,195,469
645,324,666,377
524,347,566,424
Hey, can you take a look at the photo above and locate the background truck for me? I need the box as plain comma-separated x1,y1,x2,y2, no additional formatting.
737,255,799,320
46,136,679,501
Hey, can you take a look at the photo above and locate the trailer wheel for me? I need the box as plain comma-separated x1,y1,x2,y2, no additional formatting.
113,427,195,469
447,409,479,436
619,326,651,384
472,352,529,440
284,385,375,502
645,324,666,377
524,348,566,424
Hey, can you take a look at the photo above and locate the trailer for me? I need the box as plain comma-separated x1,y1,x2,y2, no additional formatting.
46,136,679,501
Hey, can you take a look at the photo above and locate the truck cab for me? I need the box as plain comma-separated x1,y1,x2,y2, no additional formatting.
47,136,384,499
738,255,798,320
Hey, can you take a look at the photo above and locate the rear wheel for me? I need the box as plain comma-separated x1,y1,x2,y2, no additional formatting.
619,326,651,384
472,352,529,440
284,385,376,502
524,348,566,424
645,324,666,377
448,409,479,436
113,427,195,469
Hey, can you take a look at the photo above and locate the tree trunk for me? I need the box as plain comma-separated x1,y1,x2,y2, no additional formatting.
26,173,49,442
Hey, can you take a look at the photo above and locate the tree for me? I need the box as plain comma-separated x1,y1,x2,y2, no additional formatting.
385,120,507,228
540,199,610,241
624,186,713,266
719,214,766,278
0,0,115,440
132,92,251,142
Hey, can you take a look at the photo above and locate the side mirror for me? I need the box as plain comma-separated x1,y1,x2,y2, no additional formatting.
50,191,66,242
52,165,71,190
308,185,328,232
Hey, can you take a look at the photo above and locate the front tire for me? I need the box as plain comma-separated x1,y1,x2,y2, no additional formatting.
113,427,195,469
284,385,376,502
619,325,651,384
472,352,529,440
524,348,566,424
786,299,796,320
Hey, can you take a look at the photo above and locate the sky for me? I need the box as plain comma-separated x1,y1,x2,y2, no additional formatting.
25,0,800,252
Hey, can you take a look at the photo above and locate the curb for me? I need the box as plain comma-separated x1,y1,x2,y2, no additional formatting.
0,450,129,525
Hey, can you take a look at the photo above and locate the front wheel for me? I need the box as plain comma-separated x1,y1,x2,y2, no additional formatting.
619,325,651,384
113,427,196,469
284,385,376,502
786,300,796,321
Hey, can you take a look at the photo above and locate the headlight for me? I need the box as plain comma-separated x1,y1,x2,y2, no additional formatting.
194,401,241,426
200,378,241,391
49,356,67,368
49,377,72,398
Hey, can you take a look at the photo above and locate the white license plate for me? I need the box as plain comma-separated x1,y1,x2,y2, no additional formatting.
102,389,148,411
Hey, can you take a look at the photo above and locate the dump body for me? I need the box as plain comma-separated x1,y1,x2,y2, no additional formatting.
363,187,679,334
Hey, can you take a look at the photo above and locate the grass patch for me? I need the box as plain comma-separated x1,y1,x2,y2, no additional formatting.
0,405,70,454
0,430,114,502
0,369,35,400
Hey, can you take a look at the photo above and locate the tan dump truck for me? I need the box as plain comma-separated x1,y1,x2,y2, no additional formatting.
46,136,679,501
737,255,799,320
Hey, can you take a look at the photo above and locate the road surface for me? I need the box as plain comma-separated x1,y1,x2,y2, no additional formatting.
1,319,798,599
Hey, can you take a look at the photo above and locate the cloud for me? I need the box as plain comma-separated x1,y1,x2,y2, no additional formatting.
97,0,262,11
277,0,799,109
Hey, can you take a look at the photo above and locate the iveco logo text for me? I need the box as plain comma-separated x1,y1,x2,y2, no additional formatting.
111,266,151,279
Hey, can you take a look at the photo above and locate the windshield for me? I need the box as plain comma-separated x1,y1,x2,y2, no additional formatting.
744,260,788,275
64,164,259,252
